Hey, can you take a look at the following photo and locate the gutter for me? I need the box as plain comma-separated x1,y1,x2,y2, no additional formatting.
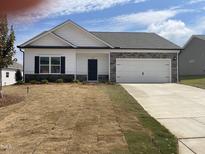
17,46,181,51
19,48,25,82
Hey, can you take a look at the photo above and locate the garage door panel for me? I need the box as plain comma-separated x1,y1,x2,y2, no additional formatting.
117,72,140,77
117,64,142,71
117,76,143,83
116,67,142,72
142,75,170,83
116,59,171,83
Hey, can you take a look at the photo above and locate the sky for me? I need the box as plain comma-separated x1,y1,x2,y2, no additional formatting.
8,0,205,64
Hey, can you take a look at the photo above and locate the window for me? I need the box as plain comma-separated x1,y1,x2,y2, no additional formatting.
51,57,61,74
39,57,61,74
6,72,9,78
40,57,49,74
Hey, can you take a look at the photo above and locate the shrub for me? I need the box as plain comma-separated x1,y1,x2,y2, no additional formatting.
41,80,48,84
106,81,114,85
25,75,75,83
73,80,80,83
56,79,64,83
16,80,24,85
82,81,87,85
15,69,23,81
99,80,107,84
30,80,37,84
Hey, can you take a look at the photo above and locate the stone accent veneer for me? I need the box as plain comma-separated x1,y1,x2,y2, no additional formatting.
110,52,178,83
76,75,109,82
98,75,109,82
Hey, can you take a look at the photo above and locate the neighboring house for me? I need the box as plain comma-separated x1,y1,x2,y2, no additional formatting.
1,62,23,86
18,20,181,83
179,35,205,76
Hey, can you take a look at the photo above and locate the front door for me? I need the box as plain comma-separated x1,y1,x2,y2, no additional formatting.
88,59,98,81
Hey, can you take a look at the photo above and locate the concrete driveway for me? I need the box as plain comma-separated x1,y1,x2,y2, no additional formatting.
122,84,205,154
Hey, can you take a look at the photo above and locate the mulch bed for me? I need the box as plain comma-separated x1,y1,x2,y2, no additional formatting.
0,95,24,108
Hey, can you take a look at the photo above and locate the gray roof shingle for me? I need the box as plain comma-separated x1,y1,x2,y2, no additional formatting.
194,35,205,41
7,62,23,70
91,32,180,49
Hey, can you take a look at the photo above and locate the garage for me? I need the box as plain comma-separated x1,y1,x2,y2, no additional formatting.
116,58,171,83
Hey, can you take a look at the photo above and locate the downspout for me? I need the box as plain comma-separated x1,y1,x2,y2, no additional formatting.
75,50,77,81
178,49,183,82
177,50,180,83
19,48,25,82
108,52,110,81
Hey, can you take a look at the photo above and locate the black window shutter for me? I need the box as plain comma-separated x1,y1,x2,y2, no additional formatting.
35,56,39,74
61,56,65,74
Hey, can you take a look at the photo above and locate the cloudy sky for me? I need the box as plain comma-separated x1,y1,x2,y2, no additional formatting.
9,0,205,63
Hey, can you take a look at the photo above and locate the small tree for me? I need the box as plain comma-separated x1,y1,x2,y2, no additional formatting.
15,69,22,81
0,14,16,98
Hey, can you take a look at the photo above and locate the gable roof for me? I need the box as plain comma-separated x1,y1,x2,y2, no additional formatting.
18,20,180,50
19,31,48,47
183,35,205,49
18,20,113,48
19,31,76,48
91,32,180,50
50,32,77,47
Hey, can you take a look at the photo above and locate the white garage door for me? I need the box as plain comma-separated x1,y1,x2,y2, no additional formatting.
116,58,171,83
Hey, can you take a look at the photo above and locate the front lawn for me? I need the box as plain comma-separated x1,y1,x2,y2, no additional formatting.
180,75,205,89
0,84,177,153
103,85,178,154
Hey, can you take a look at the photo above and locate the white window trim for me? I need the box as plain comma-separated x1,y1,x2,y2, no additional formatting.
39,56,61,74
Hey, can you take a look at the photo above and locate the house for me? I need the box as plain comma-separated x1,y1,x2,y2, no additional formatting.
179,35,205,76
1,62,23,86
18,20,181,83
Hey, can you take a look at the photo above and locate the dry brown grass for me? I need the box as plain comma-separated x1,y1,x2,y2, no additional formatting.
0,94,24,108
0,84,177,154
0,84,129,154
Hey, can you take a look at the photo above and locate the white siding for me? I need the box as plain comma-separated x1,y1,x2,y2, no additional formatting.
54,23,107,47
30,33,70,46
1,69,16,86
76,53,109,75
24,49,76,74
24,48,180,77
